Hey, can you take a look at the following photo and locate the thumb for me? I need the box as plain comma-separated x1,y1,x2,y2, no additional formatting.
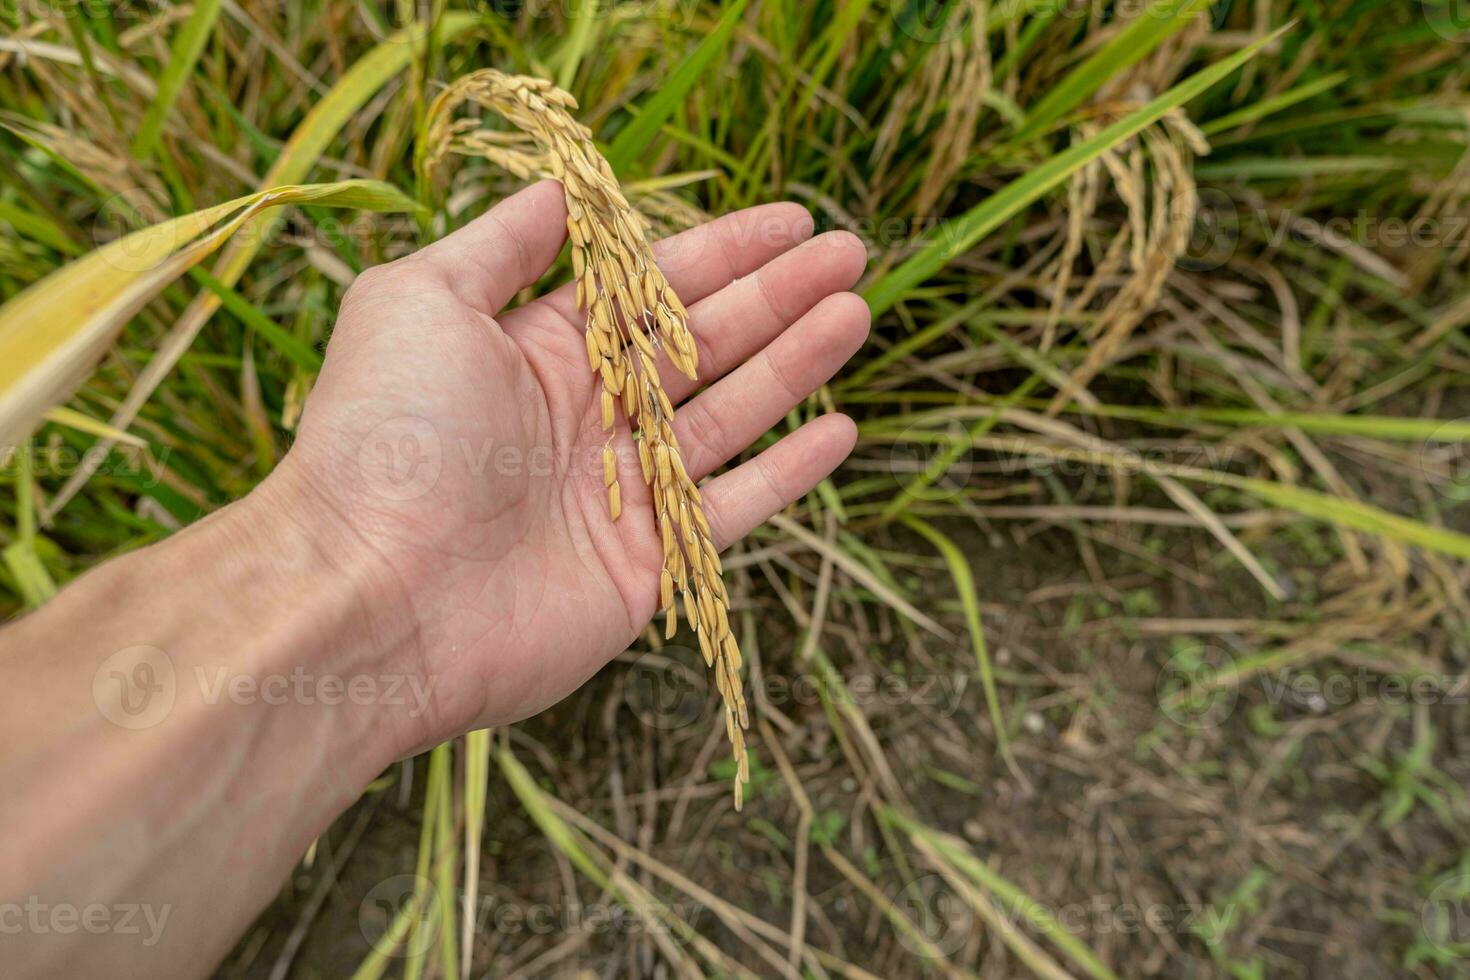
413,179,568,314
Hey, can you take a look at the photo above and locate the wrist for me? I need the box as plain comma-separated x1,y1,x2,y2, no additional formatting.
207,460,435,765
0,468,428,979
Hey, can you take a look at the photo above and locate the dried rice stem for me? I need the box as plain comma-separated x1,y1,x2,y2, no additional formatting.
423,70,749,807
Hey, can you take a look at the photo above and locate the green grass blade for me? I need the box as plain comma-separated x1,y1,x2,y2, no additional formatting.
555,0,600,90
864,25,1288,316
882,807,1123,980
430,743,460,980
187,268,324,372
3,442,53,608
1223,474,1470,559
881,372,1046,520
879,400,1470,442
350,889,427,979
460,729,491,978
1200,70,1349,135
132,0,222,160
401,756,442,980
1047,402,1470,441
1,540,54,608
1193,155,1411,180
900,516,1011,765
41,408,145,447
979,437,1470,561
499,746,614,888
0,199,78,255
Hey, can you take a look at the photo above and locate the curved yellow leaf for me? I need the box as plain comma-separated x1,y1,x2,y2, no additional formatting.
42,12,481,517
0,180,422,452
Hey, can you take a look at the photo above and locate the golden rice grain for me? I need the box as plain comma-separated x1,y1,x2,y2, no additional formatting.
423,70,749,807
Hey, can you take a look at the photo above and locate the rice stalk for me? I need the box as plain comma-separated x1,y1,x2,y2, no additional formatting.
863,25,1287,315
422,70,749,807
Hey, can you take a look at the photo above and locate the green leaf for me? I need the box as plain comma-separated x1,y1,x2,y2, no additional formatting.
429,744,459,980
2,541,54,608
0,179,421,451
1200,70,1349,135
606,0,747,174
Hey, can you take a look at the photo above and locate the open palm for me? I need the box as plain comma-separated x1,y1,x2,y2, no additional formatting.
274,181,869,750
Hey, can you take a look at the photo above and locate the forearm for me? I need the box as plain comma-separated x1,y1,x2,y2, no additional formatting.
0,470,420,978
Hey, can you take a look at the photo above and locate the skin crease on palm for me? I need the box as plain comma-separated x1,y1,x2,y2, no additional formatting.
273,179,872,755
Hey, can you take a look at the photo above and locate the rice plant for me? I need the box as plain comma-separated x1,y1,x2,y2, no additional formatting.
3,1,1469,976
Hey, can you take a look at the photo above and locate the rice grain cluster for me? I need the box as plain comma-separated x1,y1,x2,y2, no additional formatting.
423,71,750,807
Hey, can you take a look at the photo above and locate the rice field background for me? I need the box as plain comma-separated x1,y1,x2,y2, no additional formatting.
4,0,1470,977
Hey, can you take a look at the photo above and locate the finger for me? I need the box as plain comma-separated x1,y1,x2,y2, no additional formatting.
412,180,569,314
521,201,815,326
675,292,869,479
702,414,858,551
659,230,866,404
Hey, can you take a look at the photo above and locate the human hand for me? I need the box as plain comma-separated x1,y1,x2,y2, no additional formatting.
0,174,870,980
265,181,870,754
